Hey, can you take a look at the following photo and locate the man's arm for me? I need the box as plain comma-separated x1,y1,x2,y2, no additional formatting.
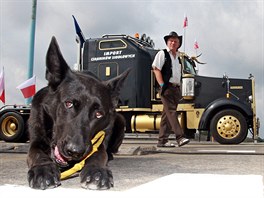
153,67,164,86
153,67,168,95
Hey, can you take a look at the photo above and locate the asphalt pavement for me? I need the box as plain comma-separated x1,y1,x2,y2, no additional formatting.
0,138,264,197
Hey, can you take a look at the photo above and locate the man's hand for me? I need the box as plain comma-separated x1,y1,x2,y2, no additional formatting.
161,83,168,95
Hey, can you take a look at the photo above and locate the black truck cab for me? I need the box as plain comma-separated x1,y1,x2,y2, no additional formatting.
81,33,258,144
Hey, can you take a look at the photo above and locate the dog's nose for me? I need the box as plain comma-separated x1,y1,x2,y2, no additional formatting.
65,143,86,159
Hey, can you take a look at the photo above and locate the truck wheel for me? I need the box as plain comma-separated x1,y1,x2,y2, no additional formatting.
0,112,25,142
210,109,247,144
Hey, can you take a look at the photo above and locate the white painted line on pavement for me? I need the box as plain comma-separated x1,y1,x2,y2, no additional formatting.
198,149,256,153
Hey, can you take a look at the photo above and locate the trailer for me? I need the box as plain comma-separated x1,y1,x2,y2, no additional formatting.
0,105,30,142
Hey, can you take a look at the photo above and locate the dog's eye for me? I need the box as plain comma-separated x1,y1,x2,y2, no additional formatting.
95,111,104,119
65,101,73,109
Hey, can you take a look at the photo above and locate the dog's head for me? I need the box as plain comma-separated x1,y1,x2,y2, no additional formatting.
44,37,129,166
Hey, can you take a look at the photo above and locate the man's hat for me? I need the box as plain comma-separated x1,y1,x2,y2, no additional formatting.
164,31,182,48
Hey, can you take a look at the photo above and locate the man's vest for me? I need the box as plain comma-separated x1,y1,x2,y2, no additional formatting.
161,49,182,84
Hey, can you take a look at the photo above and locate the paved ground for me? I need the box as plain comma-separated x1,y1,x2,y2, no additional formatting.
0,139,264,197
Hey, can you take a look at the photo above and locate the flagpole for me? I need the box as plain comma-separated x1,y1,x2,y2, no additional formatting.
26,0,37,105
194,39,199,72
183,14,188,53
183,28,186,53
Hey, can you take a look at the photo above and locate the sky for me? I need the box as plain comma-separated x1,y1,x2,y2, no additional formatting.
0,0,263,138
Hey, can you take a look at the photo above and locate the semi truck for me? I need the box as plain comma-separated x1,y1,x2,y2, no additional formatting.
0,21,260,144
78,33,259,144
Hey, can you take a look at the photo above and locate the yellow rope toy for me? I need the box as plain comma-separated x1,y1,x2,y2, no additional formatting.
60,131,105,180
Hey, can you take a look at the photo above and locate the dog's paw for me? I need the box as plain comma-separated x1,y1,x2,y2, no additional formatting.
27,163,61,190
80,167,114,190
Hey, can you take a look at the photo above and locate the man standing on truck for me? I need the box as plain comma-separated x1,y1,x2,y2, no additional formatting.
152,31,190,147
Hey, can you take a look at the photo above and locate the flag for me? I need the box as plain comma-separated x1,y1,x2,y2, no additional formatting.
194,39,199,49
72,15,86,48
0,68,5,104
17,75,36,98
183,15,188,28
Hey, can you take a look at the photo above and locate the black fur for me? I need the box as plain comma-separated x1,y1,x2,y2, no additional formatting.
27,36,130,190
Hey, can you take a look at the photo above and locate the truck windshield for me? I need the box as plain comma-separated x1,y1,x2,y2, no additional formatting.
182,56,197,75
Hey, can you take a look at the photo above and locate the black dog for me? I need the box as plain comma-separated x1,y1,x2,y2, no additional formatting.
27,37,130,190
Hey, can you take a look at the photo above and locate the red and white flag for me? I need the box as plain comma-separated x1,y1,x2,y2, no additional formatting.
194,39,199,49
0,68,5,104
17,75,36,98
183,15,188,28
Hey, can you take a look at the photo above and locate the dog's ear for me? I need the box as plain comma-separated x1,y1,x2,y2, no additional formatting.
105,68,131,105
46,36,70,90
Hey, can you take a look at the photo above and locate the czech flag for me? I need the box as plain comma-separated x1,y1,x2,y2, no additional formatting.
194,40,199,49
17,75,36,99
183,15,188,28
0,68,5,104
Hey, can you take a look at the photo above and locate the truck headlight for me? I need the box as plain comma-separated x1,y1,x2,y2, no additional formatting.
182,74,195,100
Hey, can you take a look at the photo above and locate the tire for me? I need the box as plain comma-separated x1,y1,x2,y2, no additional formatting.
210,109,247,144
0,112,25,142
